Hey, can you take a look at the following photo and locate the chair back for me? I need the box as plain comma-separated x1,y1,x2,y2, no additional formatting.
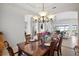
57,37,63,49
25,33,31,44
4,41,14,56
38,34,41,40
50,40,58,56
7,46,14,56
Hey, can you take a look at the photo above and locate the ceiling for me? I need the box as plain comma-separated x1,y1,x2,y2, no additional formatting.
1,3,79,15
14,3,79,15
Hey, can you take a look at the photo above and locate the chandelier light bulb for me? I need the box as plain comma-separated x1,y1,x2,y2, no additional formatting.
33,16,39,20
39,11,47,16
47,15,55,19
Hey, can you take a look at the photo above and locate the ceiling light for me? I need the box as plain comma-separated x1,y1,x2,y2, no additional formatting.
32,3,55,23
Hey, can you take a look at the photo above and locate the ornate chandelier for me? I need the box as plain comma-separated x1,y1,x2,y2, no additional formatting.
32,3,55,22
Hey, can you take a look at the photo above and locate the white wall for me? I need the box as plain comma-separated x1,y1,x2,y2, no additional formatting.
0,4,25,48
55,11,78,26
56,11,78,20
0,4,3,31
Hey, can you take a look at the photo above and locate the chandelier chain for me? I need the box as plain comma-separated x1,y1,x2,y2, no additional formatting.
43,3,44,11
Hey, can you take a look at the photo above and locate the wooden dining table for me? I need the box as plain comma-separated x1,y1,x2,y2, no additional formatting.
17,40,50,56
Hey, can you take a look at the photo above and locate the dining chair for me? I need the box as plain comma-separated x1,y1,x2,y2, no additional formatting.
25,33,31,44
49,40,58,56
74,45,79,55
54,37,63,56
49,36,63,56
4,41,26,56
4,41,17,56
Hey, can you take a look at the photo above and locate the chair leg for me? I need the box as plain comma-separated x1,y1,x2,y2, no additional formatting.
18,48,22,56
60,48,62,55
52,51,54,56
57,50,59,56
50,51,54,56
74,48,77,56
18,51,22,56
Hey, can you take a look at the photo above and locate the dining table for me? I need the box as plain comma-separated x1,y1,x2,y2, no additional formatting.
17,40,51,56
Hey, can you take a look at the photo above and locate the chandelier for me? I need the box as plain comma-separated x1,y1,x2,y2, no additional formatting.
32,3,55,23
